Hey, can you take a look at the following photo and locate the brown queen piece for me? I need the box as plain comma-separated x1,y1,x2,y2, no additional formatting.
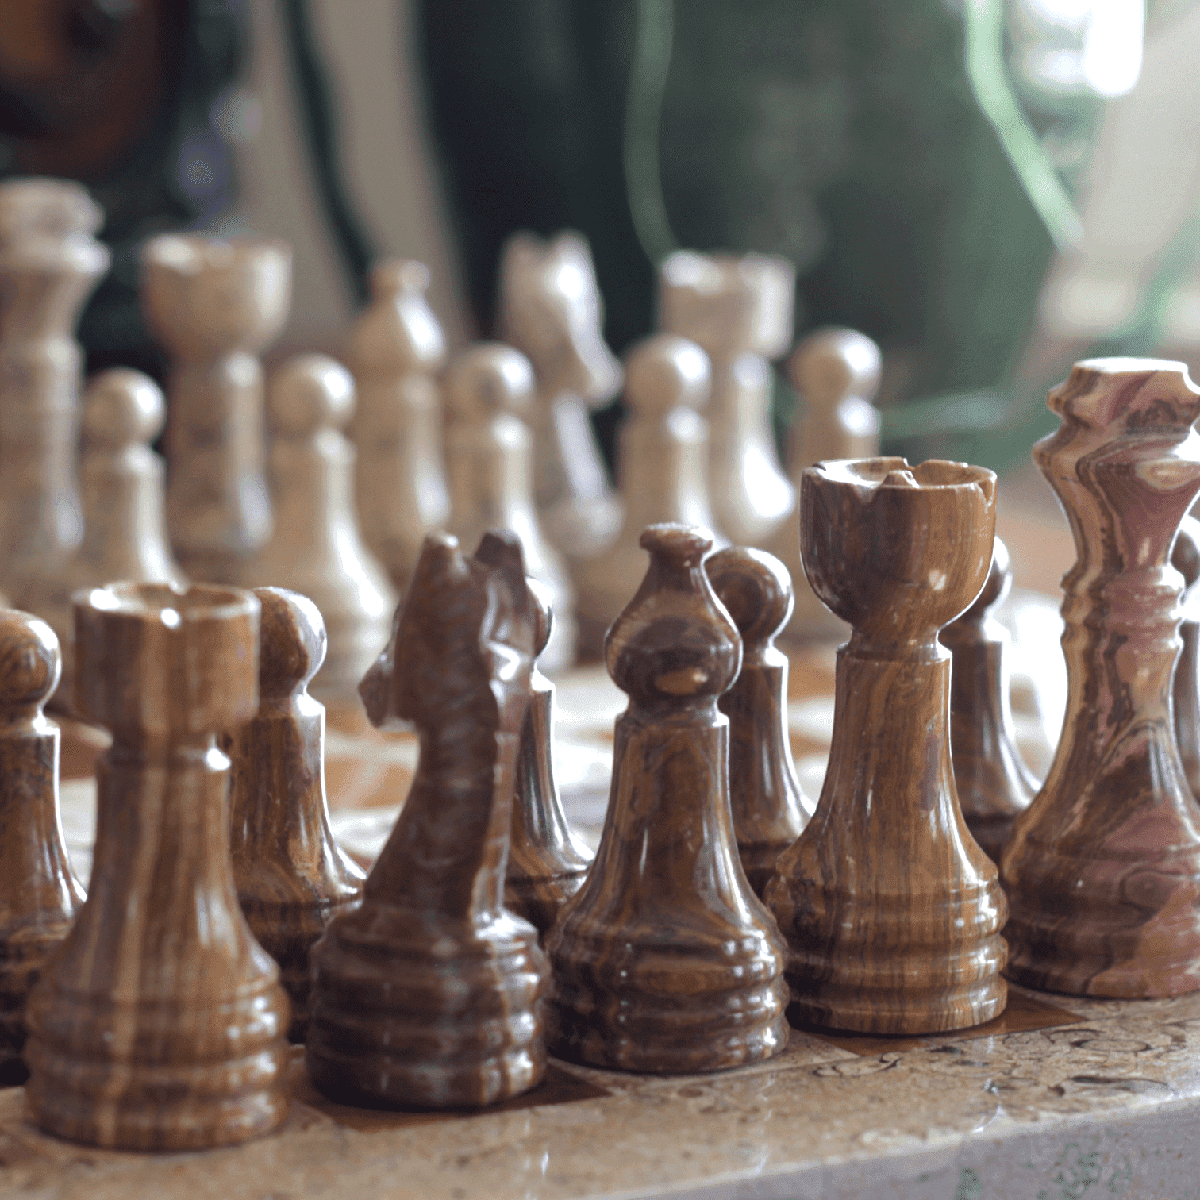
547,523,788,1074
1003,359,1200,998
766,458,1007,1035
306,531,548,1108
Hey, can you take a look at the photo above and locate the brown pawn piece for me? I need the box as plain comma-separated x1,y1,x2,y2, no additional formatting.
505,578,594,938
1171,514,1200,800
348,260,449,595
26,583,289,1150
0,612,84,1083
706,546,814,897
229,588,365,1042
939,536,1038,864
547,524,788,1074
249,355,396,706
1003,360,1200,998
307,531,548,1108
770,327,882,644
141,234,291,585
766,459,1007,1035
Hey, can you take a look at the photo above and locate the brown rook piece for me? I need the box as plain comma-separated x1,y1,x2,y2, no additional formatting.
1003,359,1200,998
0,612,84,1083
26,583,290,1150
766,459,1007,1035
547,524,788,1074
307,531,548,1108
229,588,365,1042
940,537,1038,863
1172,515,1200,800
505,578,594,937
706,546,813,897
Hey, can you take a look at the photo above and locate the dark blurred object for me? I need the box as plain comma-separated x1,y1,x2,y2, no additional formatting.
0,0,248,378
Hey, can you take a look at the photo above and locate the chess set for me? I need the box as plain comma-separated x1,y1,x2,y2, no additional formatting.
2,173,1200,1193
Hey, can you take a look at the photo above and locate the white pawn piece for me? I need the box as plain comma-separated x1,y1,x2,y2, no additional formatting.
247,355,396,706
496,231,623,559
575,334,715,655
444,343,576,672
347,260,449,596
770,327,881,643
0,179,110,611
141,234,291,585
659,250,795,547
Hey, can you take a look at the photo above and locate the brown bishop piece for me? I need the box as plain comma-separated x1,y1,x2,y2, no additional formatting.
0,612,84,1083
548,524,788,1074
766,459,1008,1035
229,587,365,1042
1003,360,1200,998
706,545,814,897
1172,514,1200,801
940,536,1038,863
505,578,594,937
306,531,548,1108
26,583,290,1150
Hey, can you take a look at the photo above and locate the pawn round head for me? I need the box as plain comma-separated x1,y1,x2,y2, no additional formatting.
956,536,1013,624
1174,516,1200,589
83,368,166,449
254,587,327,699
444,343,534,421
623,334,711,415
268,353,356,436
0,611,61,712
789,328,881,407
706,546,794,650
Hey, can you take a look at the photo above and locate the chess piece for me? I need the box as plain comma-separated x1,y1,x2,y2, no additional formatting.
547,524,788,1073
229,587,366,1042
141,233,291,584
39,369,187,708
772,327,882,644
248,354,396,706
1003,360,1200,998
497,231,623,558
766,458,1007,1034
348,259,449,595
0,612,84,1083
940,537,1038,863
0,179,109,609
1172,514,1200,800
307,531,548,1108
706,545,813,897
26,583,289,1150
660,250,795,546
445,343,576,672
575,335,717,655
505,578,594,937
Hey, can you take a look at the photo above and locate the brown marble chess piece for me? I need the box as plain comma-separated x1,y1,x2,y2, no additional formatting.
940,537,1038,864
1002,360,1200,998
0,612,84,1084
505,578,594,938
247,354,396,705
40,368,187,710
766,458,1008,1034
660,250,796,547
26,583,290,1150
445,343,576,672
771,327,882,644
229,587,365,1043
348,259,449,595
0,178,109,610
141,233,291,584
706,545,814,898
307,531,548,1108
547,524,788,1074
1172,514,1200,800
575,335,717,655
497,231,623,559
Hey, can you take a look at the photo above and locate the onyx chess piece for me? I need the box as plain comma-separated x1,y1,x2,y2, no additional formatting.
1172,514,1200,801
